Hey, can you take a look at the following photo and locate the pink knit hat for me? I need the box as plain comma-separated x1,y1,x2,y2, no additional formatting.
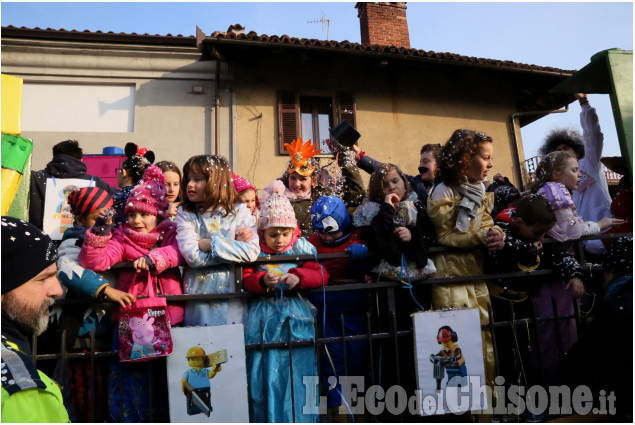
124,165,169,218
258,180,296,229
232,173,256,194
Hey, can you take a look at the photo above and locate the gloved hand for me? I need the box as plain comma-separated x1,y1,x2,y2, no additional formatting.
346,243,368,262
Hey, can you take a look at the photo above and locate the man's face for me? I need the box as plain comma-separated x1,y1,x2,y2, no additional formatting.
1,264,63,336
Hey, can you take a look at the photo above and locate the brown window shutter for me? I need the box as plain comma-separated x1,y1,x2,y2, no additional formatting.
278,91,300,154
336,92,356,129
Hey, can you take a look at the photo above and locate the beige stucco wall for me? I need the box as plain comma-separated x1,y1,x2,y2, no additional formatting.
1,38,233,173
231,55,524,191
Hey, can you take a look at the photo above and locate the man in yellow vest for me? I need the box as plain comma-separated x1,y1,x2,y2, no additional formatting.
1,216,69,422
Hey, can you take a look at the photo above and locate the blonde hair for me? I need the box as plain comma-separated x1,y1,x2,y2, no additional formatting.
530,151,574,193
181,155,238,215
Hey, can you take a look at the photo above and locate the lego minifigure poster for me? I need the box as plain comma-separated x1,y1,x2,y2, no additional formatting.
42,178,95,240
413,308,487,415
167,325,249,423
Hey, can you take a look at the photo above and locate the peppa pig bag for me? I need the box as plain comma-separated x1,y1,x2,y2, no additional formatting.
118,273,173,362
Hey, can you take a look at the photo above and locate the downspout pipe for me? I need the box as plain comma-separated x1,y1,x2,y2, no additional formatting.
215,60,221,155
509,105,569,190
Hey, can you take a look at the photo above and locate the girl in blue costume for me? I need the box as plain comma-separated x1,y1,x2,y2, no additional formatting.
242,180,329,423
175,155,260,326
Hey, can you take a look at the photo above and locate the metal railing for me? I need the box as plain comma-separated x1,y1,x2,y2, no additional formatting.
30,233,631,422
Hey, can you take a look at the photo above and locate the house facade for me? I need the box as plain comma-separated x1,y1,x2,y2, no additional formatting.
1,26,233,172
198,2,575,189
3,2,575,190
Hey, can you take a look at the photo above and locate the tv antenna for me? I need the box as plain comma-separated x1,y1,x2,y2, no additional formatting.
307,11,330,40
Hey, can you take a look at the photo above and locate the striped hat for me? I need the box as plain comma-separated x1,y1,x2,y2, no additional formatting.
68,187,113,216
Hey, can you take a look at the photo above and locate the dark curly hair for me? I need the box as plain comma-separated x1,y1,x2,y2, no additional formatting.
538,128,585,160
436,130,493,186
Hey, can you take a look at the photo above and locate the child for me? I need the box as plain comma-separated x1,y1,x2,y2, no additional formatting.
486,194,586,394
56,186,134,423
58,187,135,336
79,165,184,324
156,160,182,220
263,138,364,237
79,165,184,422
427,129,505,393
528,151,623,387
352,142,442,205
352,162,434,421
486,173,521,219
308,196,369,421
531,151,623,244
175,155,260,326
561,236,632,420
353,162,434,278
242,180,328,423
112,143,155,228
232,172,259,223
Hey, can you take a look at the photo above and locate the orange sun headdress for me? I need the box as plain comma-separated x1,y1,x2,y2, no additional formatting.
284,138,322,177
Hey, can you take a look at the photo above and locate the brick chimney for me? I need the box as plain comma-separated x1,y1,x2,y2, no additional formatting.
355,2,410,48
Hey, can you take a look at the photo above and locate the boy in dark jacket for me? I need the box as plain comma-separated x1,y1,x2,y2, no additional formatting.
29,140,112,231
486,194,586,396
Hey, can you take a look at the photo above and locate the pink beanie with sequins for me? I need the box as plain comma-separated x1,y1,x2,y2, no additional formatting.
232,173,256,194
124,165,169,218
258,180,296,229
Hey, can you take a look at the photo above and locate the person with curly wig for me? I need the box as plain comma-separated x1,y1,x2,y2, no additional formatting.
538,93,614,256
427,129,504,396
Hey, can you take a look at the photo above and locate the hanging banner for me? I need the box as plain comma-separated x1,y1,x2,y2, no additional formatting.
167,325,250,423
42,177,94,239
413,308,487,416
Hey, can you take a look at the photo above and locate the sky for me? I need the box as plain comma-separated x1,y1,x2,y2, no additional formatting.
1,1,633,160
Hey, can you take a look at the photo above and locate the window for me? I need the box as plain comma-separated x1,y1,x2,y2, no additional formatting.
301,97,332,152
277,91,356,154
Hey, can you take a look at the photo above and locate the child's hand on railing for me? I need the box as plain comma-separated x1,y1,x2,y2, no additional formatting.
104,286,136,307
486,228,505,251
133,256,150,272
198,238,212,252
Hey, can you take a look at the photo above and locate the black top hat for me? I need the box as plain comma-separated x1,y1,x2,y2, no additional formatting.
329,120,361,151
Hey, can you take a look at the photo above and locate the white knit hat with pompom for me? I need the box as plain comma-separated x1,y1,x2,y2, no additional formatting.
258,180,297,229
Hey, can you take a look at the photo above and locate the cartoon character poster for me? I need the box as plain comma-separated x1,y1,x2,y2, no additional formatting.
42,177,95,239
413,308,487,415
167,325,249,423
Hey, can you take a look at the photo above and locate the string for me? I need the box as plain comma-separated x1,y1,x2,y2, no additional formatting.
313,249,354,421
400,253,425,311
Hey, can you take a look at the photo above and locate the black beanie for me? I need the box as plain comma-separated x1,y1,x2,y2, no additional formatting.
1,217,58,295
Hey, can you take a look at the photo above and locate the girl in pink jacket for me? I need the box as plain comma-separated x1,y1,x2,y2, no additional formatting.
79,165,185,326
